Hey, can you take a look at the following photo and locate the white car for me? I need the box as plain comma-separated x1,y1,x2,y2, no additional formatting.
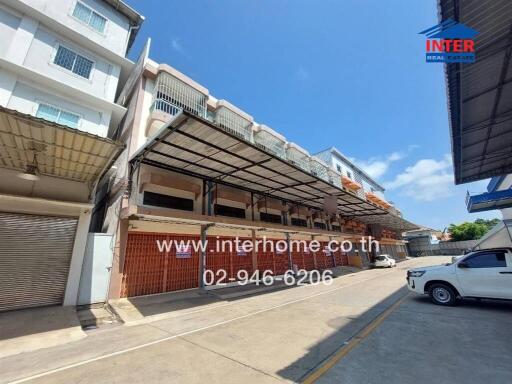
407,248,512,306
374,254,396,268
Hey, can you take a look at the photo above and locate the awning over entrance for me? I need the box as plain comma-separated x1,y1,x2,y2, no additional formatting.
0,106,124,183
358,213,419,232
130,111,389,218
441,0,512,184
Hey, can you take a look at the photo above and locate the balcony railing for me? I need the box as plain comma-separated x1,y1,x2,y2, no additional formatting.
286,145,310,172
328,170,343,188
253,129,286,159
152,72,207,118
309,158,329,182
214,106,252,141
150,98,182,117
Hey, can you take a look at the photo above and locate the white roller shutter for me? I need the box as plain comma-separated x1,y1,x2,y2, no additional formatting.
0,212,78,311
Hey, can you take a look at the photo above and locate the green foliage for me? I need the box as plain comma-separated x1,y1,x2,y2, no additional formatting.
473,218,500,231
448,218,500,241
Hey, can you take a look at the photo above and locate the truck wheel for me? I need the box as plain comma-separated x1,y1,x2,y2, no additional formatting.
428,283,457,306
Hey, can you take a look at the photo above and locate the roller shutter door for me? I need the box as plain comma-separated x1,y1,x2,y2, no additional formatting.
0,212,77,311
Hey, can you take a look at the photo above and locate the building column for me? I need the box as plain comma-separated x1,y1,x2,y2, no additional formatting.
108,217,129,300
63,208,92,306
198,224,213,289
330,236,337,267
311,235,318,270
251,229,258,272
286,232,293,272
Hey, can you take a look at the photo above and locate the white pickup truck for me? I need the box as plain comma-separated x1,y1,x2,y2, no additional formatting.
407,248,512,306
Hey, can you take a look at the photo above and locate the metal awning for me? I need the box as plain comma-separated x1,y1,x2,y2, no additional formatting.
466,189,512,213
442,0,512,184
358,213,419,232
130,111,393,218
0,106,124,183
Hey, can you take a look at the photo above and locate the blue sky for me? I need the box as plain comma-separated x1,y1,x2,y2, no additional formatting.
127,0,500,230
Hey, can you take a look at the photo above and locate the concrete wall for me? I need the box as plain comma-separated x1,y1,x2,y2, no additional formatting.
24,25,120,101
16,0,131,56
407,237,477,256
0,6,20,57
7,80,110,137
0,1,126,138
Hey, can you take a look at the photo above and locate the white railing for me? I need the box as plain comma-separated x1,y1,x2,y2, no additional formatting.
253,130,286,159
152,72,207,118
214,106,252,141
286,147,310,172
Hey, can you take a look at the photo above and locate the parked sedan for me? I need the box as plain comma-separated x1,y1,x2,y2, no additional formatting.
407,248,512,306
374,254,396,268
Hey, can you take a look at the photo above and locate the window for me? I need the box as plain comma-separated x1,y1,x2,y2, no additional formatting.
259,212,281,224
54,45,93,79
291,217,308,227
336,164,342,172
73,2,107,33
331,224,341,232
464,252,507,268
143,191,194,211
214,204,246,219
346,171,352,179
36,103,80,128
314,222,326,230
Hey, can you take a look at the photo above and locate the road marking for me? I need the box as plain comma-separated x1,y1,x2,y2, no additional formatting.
8,262,422,384
300,293,411,384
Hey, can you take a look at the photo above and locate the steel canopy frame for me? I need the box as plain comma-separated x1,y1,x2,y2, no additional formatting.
129,112,388,216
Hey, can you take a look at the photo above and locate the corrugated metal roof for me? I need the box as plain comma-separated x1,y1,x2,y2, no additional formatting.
130,111,420,231
0,107,124,183
442,0,512,184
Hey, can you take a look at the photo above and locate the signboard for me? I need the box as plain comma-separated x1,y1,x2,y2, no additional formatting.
176,245,192,258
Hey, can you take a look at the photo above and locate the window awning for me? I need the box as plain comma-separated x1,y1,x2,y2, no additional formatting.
0,106,124,183
130,111,403,220
441,0,512,184
357,213,419,232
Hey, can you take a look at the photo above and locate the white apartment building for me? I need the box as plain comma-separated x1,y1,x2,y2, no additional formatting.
315,147,386,199
0,0,143,311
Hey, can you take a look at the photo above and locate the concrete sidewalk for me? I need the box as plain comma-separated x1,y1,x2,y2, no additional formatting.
0,306,85,359
0,258,441,383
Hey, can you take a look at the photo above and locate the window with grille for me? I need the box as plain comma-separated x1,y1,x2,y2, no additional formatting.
73,2,107,33
214,204,246,219
143,191,194,211
331,224,341,232
259,212,282,224
54,45,93,79
291,217,308,227
36,103,80,128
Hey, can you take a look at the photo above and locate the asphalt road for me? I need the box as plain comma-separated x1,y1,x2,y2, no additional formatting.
1,256,511,384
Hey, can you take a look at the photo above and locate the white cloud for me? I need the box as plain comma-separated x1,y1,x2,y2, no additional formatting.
352,151,404,179
171,38,184,53
295,66,309,81
384,154,455,201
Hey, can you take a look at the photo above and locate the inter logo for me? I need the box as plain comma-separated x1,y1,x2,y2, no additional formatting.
419,19,478,63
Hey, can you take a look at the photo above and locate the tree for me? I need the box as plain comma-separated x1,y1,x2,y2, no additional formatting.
474,218,500,231
447,219,498,241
